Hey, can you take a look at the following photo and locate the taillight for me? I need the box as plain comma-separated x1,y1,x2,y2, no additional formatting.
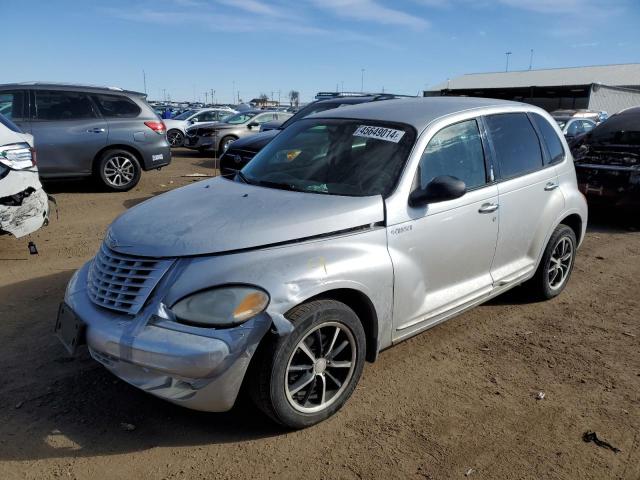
144,121,166,134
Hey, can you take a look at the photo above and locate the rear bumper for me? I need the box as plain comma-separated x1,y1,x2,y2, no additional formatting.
63,261,272,412
140,143,171,170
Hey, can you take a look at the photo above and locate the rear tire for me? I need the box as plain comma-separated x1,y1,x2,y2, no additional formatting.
249,300,366,429
527,224,577,300
96,149,141,192
167,129,184,147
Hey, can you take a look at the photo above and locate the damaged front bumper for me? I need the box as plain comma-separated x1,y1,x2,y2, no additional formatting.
0,169,49,238
63,261,273,412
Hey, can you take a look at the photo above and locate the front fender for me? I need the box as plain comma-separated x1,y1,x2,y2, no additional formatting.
164,227,395,352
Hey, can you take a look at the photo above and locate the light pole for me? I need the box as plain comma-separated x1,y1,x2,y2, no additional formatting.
361,68,365,93
232,80,235,105
505,51,512,72
529,49,534,70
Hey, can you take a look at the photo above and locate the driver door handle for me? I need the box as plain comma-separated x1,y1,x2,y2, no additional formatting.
87,128,106,133
545,181,559,191
478,203,499,214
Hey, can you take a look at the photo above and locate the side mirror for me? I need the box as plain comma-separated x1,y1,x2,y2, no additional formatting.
247,122,259,129
409,175,466,207
189,118,197,124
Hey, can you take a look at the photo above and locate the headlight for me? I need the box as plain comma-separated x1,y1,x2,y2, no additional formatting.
171,286,269,327
0,142,36,170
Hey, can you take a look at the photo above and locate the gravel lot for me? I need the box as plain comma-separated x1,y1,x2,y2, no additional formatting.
0,149,638,479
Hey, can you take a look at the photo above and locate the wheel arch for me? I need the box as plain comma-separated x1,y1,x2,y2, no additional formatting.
285,288,380,363
558,213,583,245
92,144,144,174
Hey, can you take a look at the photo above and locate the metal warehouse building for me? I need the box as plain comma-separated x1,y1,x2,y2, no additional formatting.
424,63,640,114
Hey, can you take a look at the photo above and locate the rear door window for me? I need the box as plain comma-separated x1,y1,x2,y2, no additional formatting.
418,119,487,190
34,90,98,120
531,113,565,164
92,94,140,118
0,91,26,121
485,113,543,179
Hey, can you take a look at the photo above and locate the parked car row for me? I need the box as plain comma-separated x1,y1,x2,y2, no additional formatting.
183,110,292,154
56,97,588,428
0,83,172,191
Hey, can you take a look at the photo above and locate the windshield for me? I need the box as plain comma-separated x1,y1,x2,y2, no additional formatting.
554,118,570,129
241,118,416,197
223,112,258,124
174,109,197,120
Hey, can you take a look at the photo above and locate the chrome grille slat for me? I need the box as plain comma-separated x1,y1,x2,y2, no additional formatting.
87,243,174,315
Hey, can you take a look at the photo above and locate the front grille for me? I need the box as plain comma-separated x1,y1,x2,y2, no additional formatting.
87,243,174,315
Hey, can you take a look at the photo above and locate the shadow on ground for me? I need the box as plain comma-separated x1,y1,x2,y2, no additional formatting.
0,271,282,463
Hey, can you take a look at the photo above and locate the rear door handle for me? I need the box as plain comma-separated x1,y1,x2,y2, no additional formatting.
545,181,559,191
478,203,499,213
87,128,106,133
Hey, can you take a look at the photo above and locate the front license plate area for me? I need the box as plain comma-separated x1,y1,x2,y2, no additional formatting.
55,303,86,355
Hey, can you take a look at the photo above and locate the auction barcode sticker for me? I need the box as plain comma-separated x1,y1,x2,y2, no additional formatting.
353,125,405,143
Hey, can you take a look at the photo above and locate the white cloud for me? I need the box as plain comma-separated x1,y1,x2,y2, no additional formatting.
216,0,284,17
309,0,429,29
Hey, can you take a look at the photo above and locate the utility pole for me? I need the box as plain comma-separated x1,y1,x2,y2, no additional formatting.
278,90,281,106
211,89,215,105
341,81,344,93
505,51,512,72
232,80,236,105
361,68,365,93
529,49,534,70
142,70,147,94
162,88,166,102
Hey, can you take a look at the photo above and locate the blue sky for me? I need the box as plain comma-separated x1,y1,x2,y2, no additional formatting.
3,0,639,103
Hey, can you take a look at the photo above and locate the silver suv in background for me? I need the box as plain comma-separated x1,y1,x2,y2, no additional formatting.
0,83,171,191
57,98,587,429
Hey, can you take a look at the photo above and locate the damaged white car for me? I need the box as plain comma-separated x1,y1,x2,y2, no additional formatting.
0,114,49,238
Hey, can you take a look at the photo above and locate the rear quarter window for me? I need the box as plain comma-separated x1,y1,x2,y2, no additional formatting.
531,113,565,164
92,94,141,118
485,113,543,179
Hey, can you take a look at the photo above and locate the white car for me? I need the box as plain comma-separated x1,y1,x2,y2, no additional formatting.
164,108,237,147
0,114,49,238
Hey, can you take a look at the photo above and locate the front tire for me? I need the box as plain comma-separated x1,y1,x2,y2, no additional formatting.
218,136,236,155
96,149,141,191
250,300,366,429
167,129,184,147
528,224,577,299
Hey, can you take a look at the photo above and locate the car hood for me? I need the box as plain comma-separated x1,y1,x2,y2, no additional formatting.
226,130,280,152
107,177,384,257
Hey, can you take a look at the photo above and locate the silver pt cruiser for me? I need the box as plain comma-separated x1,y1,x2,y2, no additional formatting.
56,98,588,428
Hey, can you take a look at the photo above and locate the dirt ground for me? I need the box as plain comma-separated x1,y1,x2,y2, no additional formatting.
0,149,638,480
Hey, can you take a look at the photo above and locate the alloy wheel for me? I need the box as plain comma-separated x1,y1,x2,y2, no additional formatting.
103,156,135,188
548,236,574,290
285,322,357,414
167,130,184,147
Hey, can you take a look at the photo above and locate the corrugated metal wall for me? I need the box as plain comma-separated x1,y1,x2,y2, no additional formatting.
588,84,640,114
